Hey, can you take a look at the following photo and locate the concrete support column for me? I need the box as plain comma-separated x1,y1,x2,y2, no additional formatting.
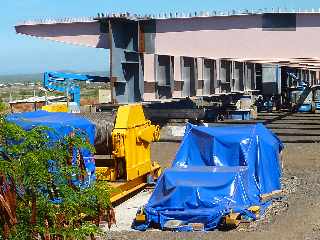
233,61,244,92
215,59,221,94
316,71,320,85
244,63,256,91
173,56,183,98
219,60,232,93
143,53,157,101
197,58,204,96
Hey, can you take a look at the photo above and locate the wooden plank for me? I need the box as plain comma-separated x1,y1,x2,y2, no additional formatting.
260,190,283,202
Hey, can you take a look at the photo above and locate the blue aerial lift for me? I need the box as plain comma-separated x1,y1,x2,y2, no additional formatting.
286,71,311,112
43,71,109,106
286,71,320,112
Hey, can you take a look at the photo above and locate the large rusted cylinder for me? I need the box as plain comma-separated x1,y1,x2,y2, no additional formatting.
79,112,116,155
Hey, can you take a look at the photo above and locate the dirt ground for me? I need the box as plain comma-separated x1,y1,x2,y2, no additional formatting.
104,113,320,240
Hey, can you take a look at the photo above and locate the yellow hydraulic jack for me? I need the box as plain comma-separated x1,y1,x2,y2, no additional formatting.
95,104,162,204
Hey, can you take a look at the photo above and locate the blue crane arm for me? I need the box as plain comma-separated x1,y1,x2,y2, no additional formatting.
286,71,308,88
43,71,109,105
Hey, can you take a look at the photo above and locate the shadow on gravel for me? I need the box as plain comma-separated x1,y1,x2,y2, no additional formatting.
276,133,320,137
267,127,320,130
281,140,320,143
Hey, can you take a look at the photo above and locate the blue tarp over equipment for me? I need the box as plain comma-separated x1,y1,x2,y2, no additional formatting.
6,110,96,187
134,123,284,231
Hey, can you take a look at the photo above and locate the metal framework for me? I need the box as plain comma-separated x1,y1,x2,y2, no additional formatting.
15,11,320,103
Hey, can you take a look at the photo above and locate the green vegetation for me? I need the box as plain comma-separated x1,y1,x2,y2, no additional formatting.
0,101,7,113
0,117,112,239
0,73,42,84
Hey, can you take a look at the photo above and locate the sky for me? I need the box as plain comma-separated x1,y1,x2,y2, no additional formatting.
1,0,320,75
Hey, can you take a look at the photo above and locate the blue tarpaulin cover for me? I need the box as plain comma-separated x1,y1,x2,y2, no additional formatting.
6,110,96,187
134,123,284,231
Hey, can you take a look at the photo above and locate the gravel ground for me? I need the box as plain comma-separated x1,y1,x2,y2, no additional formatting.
105,190,153,232
102,112,320,240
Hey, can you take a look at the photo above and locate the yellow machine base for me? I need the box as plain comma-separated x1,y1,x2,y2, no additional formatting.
105,164,161,205
109,176,148,204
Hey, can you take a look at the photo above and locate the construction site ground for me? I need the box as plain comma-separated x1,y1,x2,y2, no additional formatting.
104,112,320,240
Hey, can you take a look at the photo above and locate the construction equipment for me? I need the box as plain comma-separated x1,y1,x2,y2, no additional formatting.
313,87,320,111
43,71,108,106
285,71,318,112
290,84,320,113
291,84,312,112
42,72,160,203
80,104,161,204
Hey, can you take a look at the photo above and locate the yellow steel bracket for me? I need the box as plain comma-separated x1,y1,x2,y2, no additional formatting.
138,124,160,143
248,205,260,218
223,212,241,228
135,207,147,223
112,133,125,158
95,167,116,181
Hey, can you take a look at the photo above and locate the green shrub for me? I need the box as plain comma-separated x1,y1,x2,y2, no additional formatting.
0,117,112,239
0,101,6,113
